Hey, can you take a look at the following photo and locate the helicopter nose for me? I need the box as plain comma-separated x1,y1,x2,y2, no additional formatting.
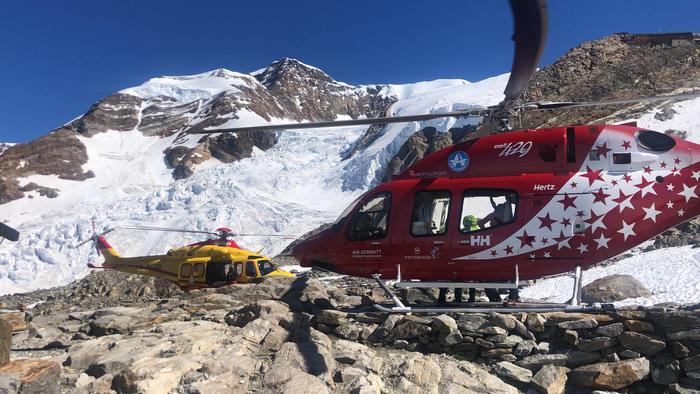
291,233,337,273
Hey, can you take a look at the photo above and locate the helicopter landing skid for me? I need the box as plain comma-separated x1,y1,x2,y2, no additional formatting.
371,266,615,314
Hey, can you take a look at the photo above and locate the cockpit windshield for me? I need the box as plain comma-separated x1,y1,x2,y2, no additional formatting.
334,192,368,225
257,260,277,276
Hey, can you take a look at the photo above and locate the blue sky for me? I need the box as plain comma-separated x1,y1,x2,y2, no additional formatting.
1,0,699,143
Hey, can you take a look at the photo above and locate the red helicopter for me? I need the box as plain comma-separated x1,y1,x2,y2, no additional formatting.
192,0,700,312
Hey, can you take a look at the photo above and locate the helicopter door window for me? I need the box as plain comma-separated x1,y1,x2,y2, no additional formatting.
346,192,391,241
246,261,258,277
192,263,205,278
234,263,243,277
460,189,518,233
180,263,193,278
411,191,451,236
258,260,276,276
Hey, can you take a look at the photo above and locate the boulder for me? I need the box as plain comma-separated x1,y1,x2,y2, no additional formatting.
618,332,666,356
438,330,464,347
577,337,617,352
515,354,568,371
623,319,655,333
558,319,598,330
594,323,624,338
530,365,569,394
0,320,9,367
370,315,401,339
581,275,651,303
385,320,431,341
439,360,519,394
479,326,508,336
566,351,602,368
458,315,488,332
513,340,538,357
0,312,26,332
652,361,680,385
569,358,650,390
668,329,700,341
432,315,458,334
681,355,700,372
493,361,533,383
526,314,547,333
0,359,61,394
315,309,347,326
489,314,517,331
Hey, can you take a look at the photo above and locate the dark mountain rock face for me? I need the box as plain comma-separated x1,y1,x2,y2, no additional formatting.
520,33,700,128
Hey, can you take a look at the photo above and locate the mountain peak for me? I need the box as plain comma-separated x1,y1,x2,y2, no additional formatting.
254,57,337,89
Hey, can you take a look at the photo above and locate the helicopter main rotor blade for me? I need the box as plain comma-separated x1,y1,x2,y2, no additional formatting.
231,233,296,239
0,222,19,242
521,91,700,111
73,228,115,248
188,110,487,134
117,225,219,236
502,0,548,104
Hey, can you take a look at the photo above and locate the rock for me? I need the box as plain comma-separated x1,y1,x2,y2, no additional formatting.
432,315,458,333
513,340,538,357
392,340,409,349
623,319,655,333
268,341,335,385
582,275,651,303
439,330,464,347
487,334,507,344
530,365,569,394
439,360,519,394
577,337,617,352
564,330,579,346
111,370,139,394
566,351,602,368
493,361,533,383
0,320,9,367
668,383,700,394
618,332,666,356
490,314,517,331
479,326,509,336
668,329,700,341
482,348,513,358
371,315,401,339
671,341,691,358
476,338,496,349
537,342,551,354
458,315,488,332
682,355,700,372
385,320,431,341
397,355,442,391
619,350,641,359
569,358,650,390
334,323,362,341
515,354,568,371
0,373,20,393
333,339,375,368
281,371,330,394
527,314,547,333
0,359,61,394
652,361,680,385
558,319,598,330
594,323,624,337
88,314,136,336
497,335,524,348
315,309,347,326
0,312,26,332
541,313,615,326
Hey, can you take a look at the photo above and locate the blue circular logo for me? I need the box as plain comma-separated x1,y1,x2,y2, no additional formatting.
448,151,469,172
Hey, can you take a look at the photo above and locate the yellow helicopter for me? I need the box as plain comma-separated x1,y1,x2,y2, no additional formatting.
78,224,294,289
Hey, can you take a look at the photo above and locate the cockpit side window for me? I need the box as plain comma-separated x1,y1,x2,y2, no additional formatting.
460,189,518,233
346,192,391,241
246,261,258,277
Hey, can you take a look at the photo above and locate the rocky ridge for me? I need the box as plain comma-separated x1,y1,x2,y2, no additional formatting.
1,272,700,393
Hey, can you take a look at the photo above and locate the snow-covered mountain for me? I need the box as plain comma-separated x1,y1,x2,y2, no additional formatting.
1,34,700,296
0,58,508,295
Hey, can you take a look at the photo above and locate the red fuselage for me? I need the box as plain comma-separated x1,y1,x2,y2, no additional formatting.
292,124,700,282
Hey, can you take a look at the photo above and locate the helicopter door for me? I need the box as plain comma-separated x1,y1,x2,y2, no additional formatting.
404,190,452,272
342,192,392,269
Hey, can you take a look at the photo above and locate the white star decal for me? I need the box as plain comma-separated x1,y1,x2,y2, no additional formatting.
577,243,589,254
557,238,571,250
679,183,698,203
642,203,661,223
672,168,682,176
594,233,610,249
618,221,636,241
678,209,686,217
543,252,551,258
667,201,675,209
529,254,536,259
667,183,675,192
692,171,700,182
617,192,635,213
